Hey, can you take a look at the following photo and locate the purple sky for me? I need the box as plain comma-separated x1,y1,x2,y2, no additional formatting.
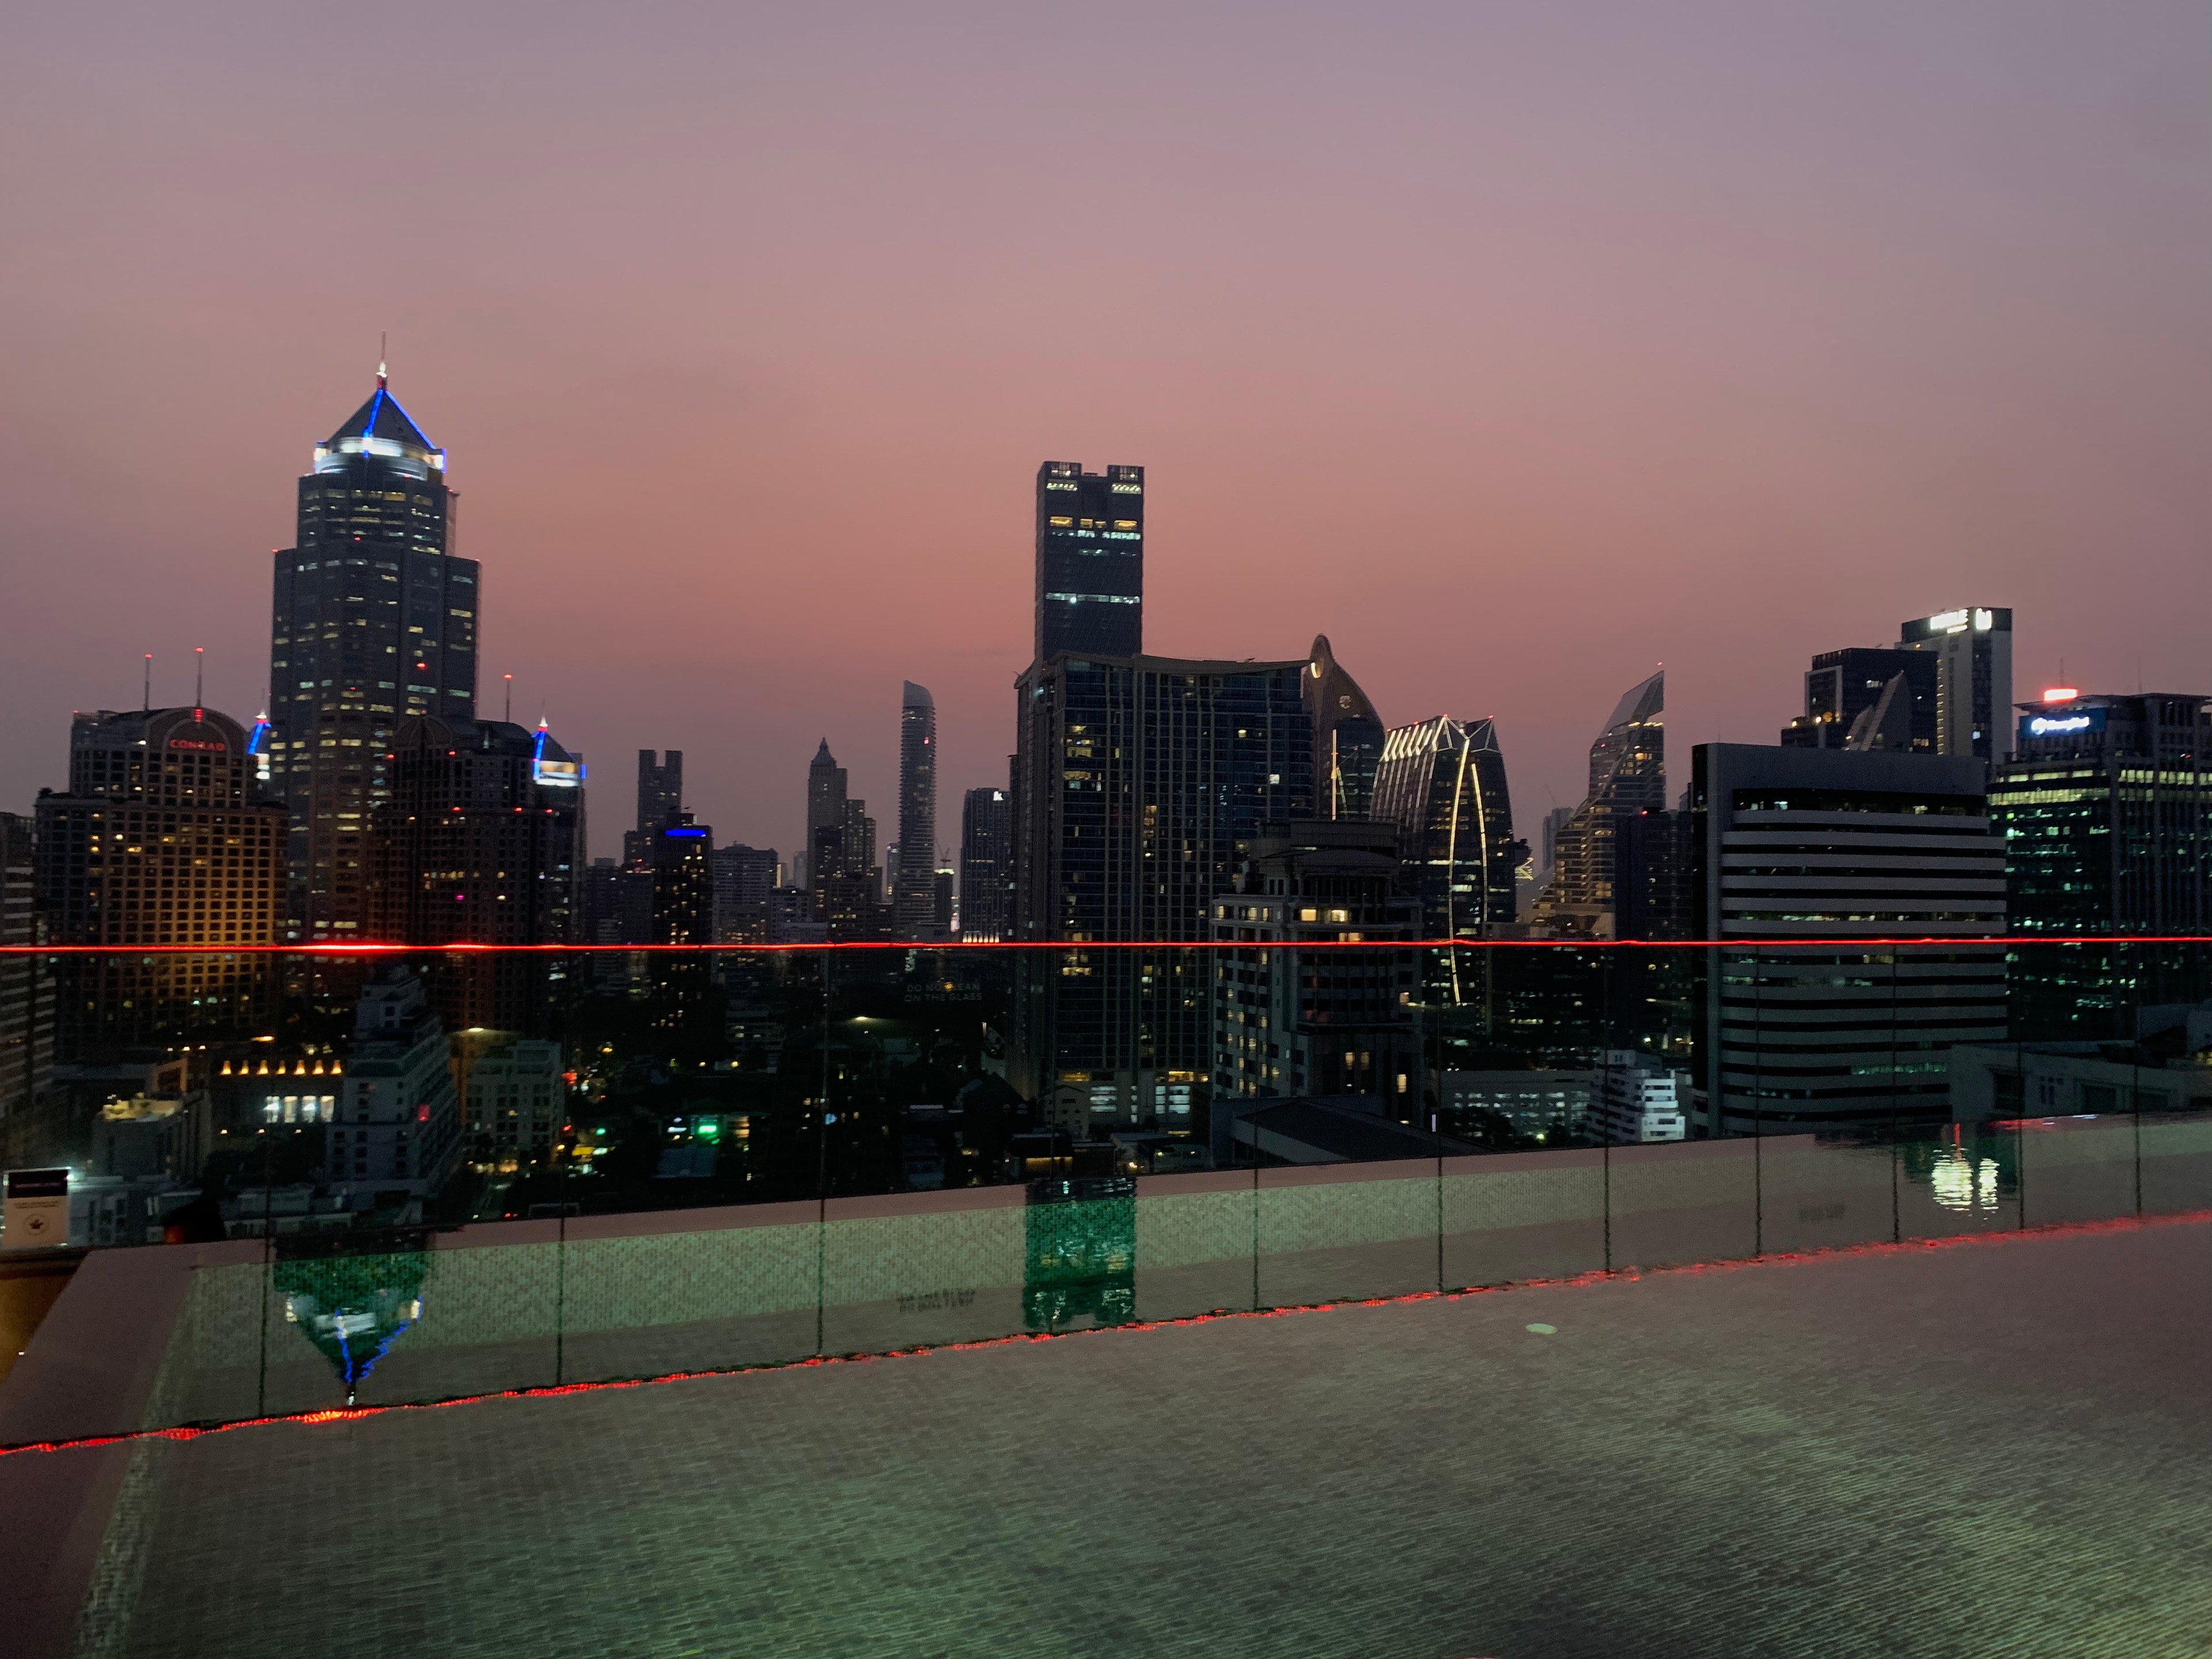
5,2,2209,862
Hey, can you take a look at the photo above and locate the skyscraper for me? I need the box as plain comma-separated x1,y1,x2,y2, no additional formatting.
895,682,938,936
1305,635,1386,820
1993,690,2212,1034
627,749,683,866
959,786,1014,942
0,813,54,1122
35,706,287,1057
268,366,478,940
1035,462,1144,662
1896,607,2013,761
1690,744,2006,1135
806,738,846,848
1010,650,1313,1112
1531,671,1665,938
1370,715,1523,1003
370,714,584,1031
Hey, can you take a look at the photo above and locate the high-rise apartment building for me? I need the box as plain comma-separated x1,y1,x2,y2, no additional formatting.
1993,691,2212,1034
370,715,584,1031
1010,651,1313,1112
959,786,1014,942
0,813,54,1122
1207,820,1422,1156
711,844,781,945
895,682,938,935
803,740,882,940
268,368,478,939
334,971,462,1199
1035,462,1144,662
650,813,715,1041
35,706,286,1058
1896,607,2012,761
1690,744,2006,1135
1532,671,1665,938
1370,716,1523,1004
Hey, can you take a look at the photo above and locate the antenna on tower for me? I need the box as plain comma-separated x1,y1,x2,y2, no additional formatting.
378,332,388,388
142,653,152,713
504,673,513,723
194,647,205,721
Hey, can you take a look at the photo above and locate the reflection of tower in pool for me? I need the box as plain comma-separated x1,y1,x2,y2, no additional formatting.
1023,1177,1137,1332
276,1250,430,1404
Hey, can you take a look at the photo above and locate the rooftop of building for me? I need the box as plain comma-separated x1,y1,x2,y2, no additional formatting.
6,1197,2206,1658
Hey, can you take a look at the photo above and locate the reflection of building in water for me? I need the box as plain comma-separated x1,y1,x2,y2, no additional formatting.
276,1249,429,1403
1927,1145,2002,1214
1023,1176,1135,1332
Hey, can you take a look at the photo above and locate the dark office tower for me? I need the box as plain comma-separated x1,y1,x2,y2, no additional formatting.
270,366,478,941
1896,607,2013,761
1371,717,1524,1004
1305,636,1386,820
370,715,584,1032
1781,648,1938,751
895,682,938,935
1532,671,1665,938
35,707,287,1059
1690,745,2006,1136
1208,820,1422,1156
959,786,1014,942
1035,461,1144,663
1993,691,2212,1036
814,798,885,942
625,748,683,868
807,739,847,843
1010,651,1312,1115
711,844,781,945
0,813,54,1122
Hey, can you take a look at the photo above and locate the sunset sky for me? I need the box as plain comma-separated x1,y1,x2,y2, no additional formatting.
5,1,2209,862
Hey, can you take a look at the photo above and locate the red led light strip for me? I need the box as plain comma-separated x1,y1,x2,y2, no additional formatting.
5,1208,2204,1460
3,935,2210,956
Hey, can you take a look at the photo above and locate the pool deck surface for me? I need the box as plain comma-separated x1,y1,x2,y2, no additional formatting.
40,1217,2212,1658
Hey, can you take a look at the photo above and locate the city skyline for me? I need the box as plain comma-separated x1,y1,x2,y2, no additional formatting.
6,5,2207,859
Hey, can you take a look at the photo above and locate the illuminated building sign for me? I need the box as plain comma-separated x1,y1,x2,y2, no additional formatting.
166,737,228,752
663,827,707,838
529,727,584,789
2021,707,2105,741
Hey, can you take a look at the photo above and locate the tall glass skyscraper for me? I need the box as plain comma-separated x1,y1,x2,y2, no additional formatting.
1304,635,1385,820
268,368,478,939
1531,671,1665,938
894,681,938,935
1035,461,1144,662
1370,716,1522,1004
1010,652,1313,1113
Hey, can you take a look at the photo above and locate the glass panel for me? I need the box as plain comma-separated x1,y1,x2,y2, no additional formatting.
1253,1157,1439,1307
1439,1149,1606,1287
1605,1139,1758,1269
